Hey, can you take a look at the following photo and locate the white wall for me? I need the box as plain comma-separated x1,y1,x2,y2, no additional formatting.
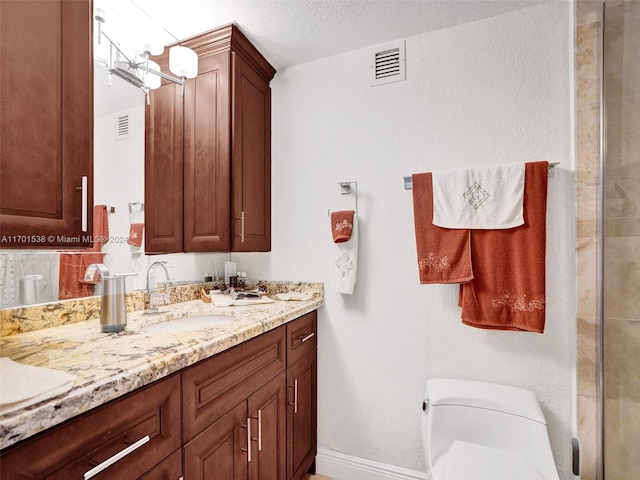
243,2,576,478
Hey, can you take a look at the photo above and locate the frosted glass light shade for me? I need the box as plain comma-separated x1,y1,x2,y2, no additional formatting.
144,60,161,89
169,46,198,79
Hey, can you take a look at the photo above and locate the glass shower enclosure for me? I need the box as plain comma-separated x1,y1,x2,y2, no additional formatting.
602,0,640,478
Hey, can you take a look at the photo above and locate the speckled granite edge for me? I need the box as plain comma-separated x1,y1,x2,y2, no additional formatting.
0,282,323,450
0,281,322,337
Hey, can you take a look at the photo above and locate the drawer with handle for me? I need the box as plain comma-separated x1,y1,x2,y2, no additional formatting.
286,310,317,367
0,374,181,480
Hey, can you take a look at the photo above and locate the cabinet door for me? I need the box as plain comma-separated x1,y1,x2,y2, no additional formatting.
0,0,93,247
231,53,271,252
184,401,249,480
145,78,184,253
183,51,231,252
182,326,286,441
248,372,287,480
287,351,317,480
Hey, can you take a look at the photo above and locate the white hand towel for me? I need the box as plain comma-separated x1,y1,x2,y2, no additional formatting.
274,291,314,301
0,357,76,412
432,162,525,229
330,213,358,295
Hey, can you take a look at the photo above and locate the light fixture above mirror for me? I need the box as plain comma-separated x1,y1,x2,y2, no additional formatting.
93,0,198,99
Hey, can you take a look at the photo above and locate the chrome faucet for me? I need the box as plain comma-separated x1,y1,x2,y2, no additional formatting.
145,261,175,314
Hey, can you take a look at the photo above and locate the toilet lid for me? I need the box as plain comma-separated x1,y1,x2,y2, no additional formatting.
443,441,545,480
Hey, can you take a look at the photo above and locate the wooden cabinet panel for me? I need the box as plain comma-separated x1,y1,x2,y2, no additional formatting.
0,374,181,480
183,51,231,252
287,351,317,480
145,80,184,253
286,311,317,368
231,53,272,252
248,372,287,480
185,372,287,480
140,449,182,480
182,326,286,441
184,401,248,480
0,0,93,247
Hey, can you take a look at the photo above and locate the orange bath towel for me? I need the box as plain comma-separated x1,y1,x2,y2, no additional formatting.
458,161,548,332
412,173,473,284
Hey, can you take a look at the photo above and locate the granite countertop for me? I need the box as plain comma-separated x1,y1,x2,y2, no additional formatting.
0,284,323,450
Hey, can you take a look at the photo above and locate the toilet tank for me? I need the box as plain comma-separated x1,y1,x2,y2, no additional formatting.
422,378,555,479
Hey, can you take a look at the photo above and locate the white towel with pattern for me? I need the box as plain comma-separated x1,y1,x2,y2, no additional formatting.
330,214,358,295
432,162,525,229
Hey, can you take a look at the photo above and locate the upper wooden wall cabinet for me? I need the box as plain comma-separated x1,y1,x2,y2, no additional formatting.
0,0,93,248
145,24,275,253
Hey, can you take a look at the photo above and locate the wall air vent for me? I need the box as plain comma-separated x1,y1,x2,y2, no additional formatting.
370,39,406,87
115,114,130,140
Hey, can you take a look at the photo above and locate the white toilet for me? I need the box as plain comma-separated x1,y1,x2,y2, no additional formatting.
421,378,559,480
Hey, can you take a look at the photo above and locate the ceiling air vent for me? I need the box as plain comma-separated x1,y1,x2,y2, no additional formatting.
370,39,406,87
115,114,130,140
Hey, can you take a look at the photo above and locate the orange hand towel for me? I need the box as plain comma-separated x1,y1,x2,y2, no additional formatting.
459,161,548,332
89,205,109,252
58,205,109,300
412,173,473,284
128,223,144,247
331,210,355,243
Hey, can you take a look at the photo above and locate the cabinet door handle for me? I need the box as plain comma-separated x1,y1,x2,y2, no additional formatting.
81,176,88,232
299,332,315,343
240,211,245,243
83,435,150,479
250,410,261,451
257,409,262,451
240,418,252,462
288,380,299,414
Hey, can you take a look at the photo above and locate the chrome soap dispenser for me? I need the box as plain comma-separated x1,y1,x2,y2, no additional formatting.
84,264,135,333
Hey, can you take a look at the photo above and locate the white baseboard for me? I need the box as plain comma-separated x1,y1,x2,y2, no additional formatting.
315,448,430,480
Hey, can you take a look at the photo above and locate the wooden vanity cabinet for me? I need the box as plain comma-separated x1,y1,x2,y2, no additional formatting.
184,372,287,480
182,312,317,480
0,374,181,480
145,24,274,254
0,0,93,248
182,326,287,479
286,312,318,480
0,312,317,480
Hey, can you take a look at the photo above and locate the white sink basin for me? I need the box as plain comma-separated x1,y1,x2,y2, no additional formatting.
141,315,234,334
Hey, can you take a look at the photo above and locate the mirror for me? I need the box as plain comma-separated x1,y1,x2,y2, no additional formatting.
0,63,230,309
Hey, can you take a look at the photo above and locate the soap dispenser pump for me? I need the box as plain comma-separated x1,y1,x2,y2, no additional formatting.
84,264,135,333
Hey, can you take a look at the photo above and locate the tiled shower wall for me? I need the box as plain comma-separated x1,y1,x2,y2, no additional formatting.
576,1,640,479
575,2,602,480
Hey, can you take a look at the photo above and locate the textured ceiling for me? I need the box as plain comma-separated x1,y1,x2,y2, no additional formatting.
129,0,548,70
95,0,549,116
